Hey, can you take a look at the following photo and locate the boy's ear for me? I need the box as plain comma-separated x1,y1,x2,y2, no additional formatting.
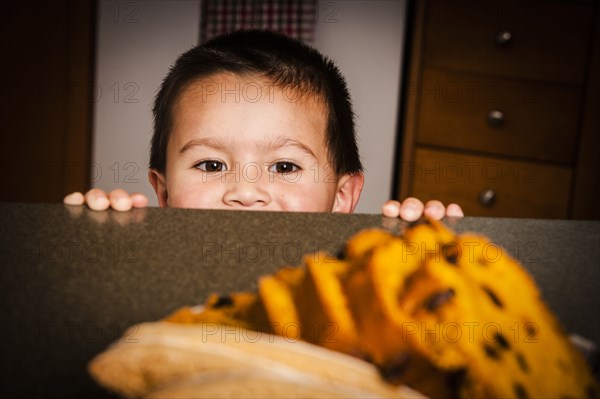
332,172,364,213
148,169,169,207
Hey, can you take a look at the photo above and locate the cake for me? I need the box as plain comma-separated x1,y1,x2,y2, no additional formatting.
149,219,600,398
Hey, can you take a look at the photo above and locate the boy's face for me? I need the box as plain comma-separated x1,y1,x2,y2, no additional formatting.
149,73,363,212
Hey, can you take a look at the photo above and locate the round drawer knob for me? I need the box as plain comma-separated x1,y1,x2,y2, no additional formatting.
479,189,497,207
495,30,513,47
487,110,505,128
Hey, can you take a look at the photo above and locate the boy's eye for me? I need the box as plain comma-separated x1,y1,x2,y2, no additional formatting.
270,161,300,174
195,160,226,172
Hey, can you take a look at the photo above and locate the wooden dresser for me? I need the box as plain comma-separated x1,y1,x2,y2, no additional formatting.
396,0,600,219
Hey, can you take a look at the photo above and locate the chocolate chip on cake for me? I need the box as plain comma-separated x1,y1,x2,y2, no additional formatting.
379,352,410,383
446,369,467,398
516,352,529,373
495,332,510,350
442,243,460,265
424,288,455,311
514,382,529,399
334,246,346,260
483,343,500,360
212,295,234,308
482,285,504,308
525,322,537,337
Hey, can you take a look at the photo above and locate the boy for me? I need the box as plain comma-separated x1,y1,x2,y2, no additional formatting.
64,30,462,221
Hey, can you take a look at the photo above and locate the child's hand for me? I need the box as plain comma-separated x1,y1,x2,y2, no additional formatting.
382,198,463,221
63,189,148,212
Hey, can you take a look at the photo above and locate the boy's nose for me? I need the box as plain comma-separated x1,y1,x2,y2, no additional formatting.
222,174,271,208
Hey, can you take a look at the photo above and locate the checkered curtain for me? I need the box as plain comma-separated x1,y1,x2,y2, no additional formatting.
201,0,318,43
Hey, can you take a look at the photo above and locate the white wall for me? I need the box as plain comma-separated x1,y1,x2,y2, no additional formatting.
92,0,406,212
313,0,406,213
92,0,201,203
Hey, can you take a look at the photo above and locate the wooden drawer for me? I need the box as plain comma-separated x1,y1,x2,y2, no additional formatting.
409,148,571,218
423,0,593,84
416,68,581,164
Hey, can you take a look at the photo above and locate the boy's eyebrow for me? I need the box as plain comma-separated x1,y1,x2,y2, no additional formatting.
265,137,318,159
179,136,318,159
179,137,229,154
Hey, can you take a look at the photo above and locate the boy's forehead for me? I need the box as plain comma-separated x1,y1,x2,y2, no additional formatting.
170,72,330,150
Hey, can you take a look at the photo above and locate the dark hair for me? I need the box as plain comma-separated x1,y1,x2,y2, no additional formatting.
150,30,362,176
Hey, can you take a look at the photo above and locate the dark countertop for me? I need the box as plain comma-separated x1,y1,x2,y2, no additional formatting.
1,202,599,398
